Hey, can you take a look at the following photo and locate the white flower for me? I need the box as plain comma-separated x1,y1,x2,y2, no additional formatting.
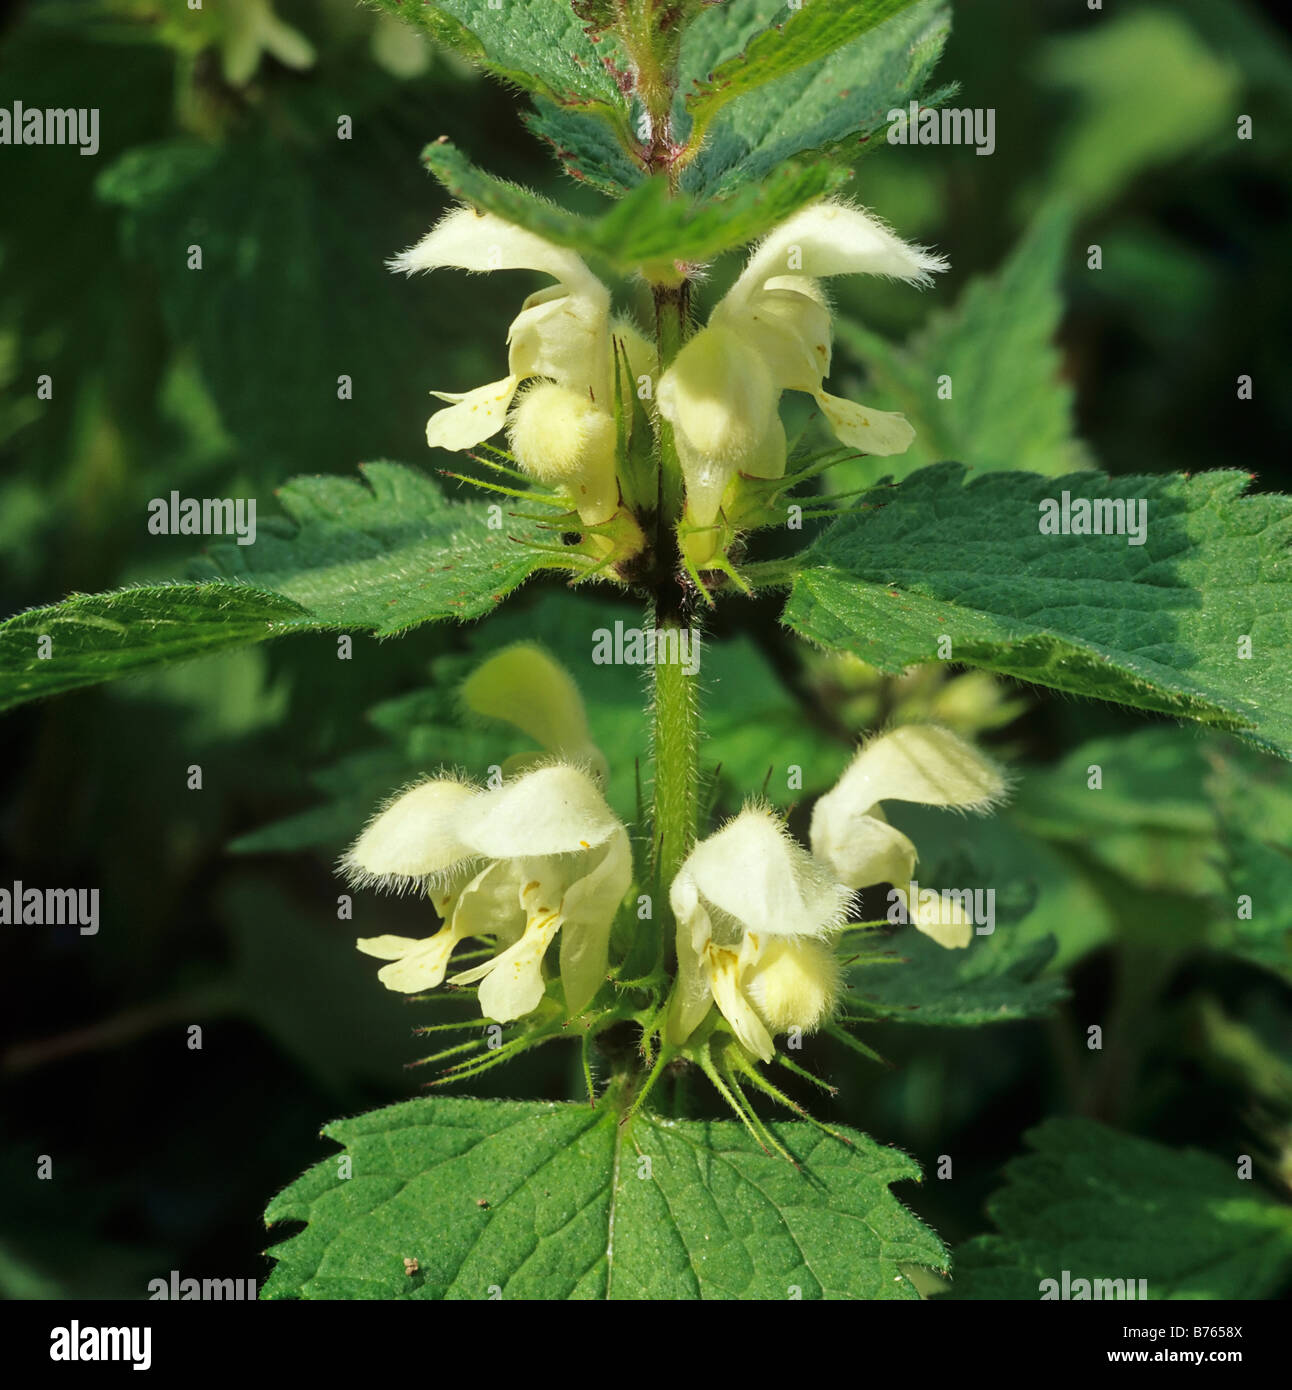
657,201,946,550
346,763,631,1023
666,808,851,1062
389,208,651,526
666,725,1006,1057
809,724,1006,948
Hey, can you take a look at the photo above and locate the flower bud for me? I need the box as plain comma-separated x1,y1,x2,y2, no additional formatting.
461,643,608,784
507,381,618,524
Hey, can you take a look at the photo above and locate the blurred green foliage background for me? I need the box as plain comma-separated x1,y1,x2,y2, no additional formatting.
2,0,1291,1298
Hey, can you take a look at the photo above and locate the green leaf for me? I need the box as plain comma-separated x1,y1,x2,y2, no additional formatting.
0,584,310,713
834,201,1090,490
681,0,951,196
522,98,646,197
263,1095,945,1299
369,0,630,121
96,133,461,476
947,1118,1292,1300
676,0,788,91
197,463,552,631
422,138,849,278
1035,8,1240,212
0,464,552,712
1209,746,1292,982
685,0,921,134
851,931,1066,1027
776,465,1292,761
1012,728,1223,897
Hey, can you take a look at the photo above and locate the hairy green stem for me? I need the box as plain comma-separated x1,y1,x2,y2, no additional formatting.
652,283,689,527
650,598,699,898
648,296,697,911
632,8,698,1103
647,275,695,931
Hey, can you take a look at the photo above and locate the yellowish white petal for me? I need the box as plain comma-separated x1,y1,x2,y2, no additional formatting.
658,325,777,464
815,391,916,456
451,860,528,948
558,827,632,1016
744,937,841,1035
808,800,918,891
737,412,788,483
356,925,464,993
904,883,974,949
707,943,775,1062
826,725,1007,816
673,806,849,943
257,5,316,71
425,376,521,451
731,201,947,307
464,764,621,860
221,0,314,85
658,325,780,530
341,778,479,891
388,207,603,302
714,279,832,395
506,382,618,524
665,878,717,1047
451,908,563,1022
461,644,607,782
507,285,612,404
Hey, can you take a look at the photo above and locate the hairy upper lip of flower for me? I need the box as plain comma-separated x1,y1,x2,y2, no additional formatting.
667,724,1006,1060
343,645,627,1024
388,207,647,527
345,762,631,1024
656,199,948,562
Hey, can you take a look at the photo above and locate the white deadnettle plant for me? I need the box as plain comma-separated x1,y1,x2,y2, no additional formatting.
656,201,947,561
388,207,653,527
667,725,1006,1061
344,646,630,1023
